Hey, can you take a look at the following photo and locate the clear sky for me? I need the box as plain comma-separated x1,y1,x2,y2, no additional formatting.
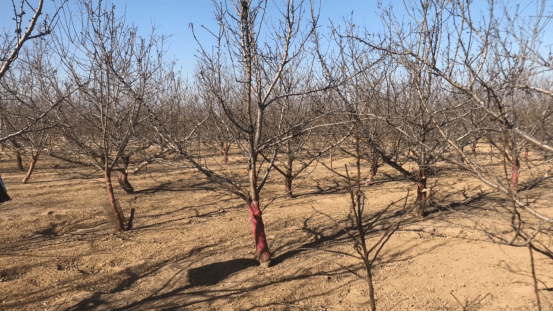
0,0,397,78
120,0,383,79
1,1,552,78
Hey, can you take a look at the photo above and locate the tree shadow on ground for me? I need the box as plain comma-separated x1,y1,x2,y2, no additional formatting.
187,259,259,287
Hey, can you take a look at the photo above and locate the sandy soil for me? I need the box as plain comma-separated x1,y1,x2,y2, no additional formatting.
0,147,552,311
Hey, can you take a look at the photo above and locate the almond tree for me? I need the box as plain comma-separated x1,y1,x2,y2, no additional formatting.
50,0,166,231
146,0,322,267
0,0,66,143
0,39,62,184
369,1,553,286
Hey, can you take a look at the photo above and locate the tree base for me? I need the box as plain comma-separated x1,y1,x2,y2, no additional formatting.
259,259,270,269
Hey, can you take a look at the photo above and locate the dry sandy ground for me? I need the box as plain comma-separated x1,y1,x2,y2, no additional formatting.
0,147,552,311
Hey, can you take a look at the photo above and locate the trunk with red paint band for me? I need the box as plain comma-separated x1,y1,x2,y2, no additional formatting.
105,170,125,232
247,153,270,266
511,159,519,194
414,169,427,217
248,200,270,264
284,177,293,199
21,156,37,184
220,143,230,165
365,162,378,186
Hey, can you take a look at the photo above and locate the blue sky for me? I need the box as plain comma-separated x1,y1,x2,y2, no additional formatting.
0,1,392,78
121,0,384,78
1,1,552,78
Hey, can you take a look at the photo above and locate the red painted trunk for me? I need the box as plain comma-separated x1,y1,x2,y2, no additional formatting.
21,156,37,184
365,171,374,187
365,163,377,187
220,143,230,165
414,169,427,217
248,200,270,265
285,177,293,198
16,153,24,171
105,170,126,232
511,159,519,194
222,149,228,165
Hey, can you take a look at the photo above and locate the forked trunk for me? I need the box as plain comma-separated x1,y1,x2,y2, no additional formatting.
21,156,37,184
248,200,270,267
16,152,24,171
511,158,519,194
105,170,126,232
117,156,134,194
117,170,134,194
414,169,427,217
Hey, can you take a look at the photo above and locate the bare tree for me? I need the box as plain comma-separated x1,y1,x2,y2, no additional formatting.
0,39,63,184
0,0,66,145
144,0,325,267
50,0,167,231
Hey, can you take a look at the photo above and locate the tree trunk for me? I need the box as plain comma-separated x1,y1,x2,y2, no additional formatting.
248,156,270,267
525,147,528,161
117,156,134,194
105,170,126,232
222,149,228,165
330,150,333,170
21,156,37,184
414,169,427,217
248,200,270,267
511,158,519,194
365,163,377,186
16,152,24,171
220,143,230,165
285,156,293,198
117,170,134,194
366,266,376,311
